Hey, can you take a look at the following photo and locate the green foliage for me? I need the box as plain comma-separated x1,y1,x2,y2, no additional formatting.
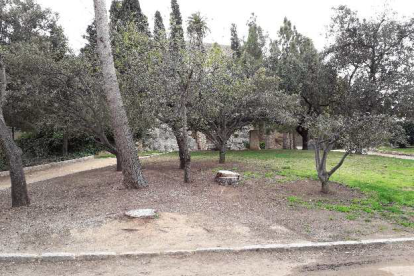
403,121,414,146
230,23,241,59
260,141,266,150
113,0,150,35
16,130,101,159
169,0,185,52
153,11,166,42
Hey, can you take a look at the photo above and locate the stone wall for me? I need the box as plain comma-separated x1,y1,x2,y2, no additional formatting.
143,125,251,152
143,125,198,152
143,125,300,152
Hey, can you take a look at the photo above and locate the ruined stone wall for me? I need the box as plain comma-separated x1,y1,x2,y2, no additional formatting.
143,125,251,152
143,125,300,152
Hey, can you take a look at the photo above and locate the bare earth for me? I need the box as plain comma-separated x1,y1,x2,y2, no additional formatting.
0,155,412,255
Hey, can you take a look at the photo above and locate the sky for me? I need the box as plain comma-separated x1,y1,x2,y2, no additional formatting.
36,0,414,52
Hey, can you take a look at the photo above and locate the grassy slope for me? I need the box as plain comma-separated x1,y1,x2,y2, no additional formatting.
187,150,414,226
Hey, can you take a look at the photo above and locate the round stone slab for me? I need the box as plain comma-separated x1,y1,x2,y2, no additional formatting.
125,209,158,219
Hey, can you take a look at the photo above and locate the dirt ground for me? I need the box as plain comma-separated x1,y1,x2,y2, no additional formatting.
0,156,412,254
1,243,414,276
0,157,116,190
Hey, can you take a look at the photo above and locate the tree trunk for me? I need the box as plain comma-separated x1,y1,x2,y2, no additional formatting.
0,119,30,207
62,132,68,156
0,54,29,207
296,126,309,150
181,105,191,183
320,179,330,194
174,130,186,169
94,0,147,189
116,152,122,171
292,132,297,150
219,142,227,164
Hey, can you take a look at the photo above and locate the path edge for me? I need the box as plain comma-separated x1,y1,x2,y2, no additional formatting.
1,237,414,263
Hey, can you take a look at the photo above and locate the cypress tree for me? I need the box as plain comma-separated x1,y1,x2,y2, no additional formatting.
230,23,241,59
109,0,122,28
169,0,185,52
245,15,264,60
154,11,166,42
117,0,150,35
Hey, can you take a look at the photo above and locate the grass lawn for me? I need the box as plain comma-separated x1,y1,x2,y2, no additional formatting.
185,150,414,227
378,146,414,156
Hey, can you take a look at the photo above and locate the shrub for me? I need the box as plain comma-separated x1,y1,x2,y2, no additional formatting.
16,130,102,159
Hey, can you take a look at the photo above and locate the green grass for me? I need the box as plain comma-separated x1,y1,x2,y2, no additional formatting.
378,146,414,156
175,149,414,227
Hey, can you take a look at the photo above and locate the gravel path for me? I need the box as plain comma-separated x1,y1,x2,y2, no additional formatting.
0,157,117,191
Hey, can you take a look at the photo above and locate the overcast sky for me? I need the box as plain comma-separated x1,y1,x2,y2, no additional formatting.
36,0,414,52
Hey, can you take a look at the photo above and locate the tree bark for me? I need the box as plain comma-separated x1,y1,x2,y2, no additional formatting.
181,105,191,183
219,142,227,164
292,132,297,150
0,55,30,207
115,152,122,171
320,179,330,194
296,126,309,150
94,0,147,188
173,129,186,169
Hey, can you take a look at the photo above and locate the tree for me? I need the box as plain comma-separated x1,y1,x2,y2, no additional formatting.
0,0,69,207
326,6,414,117
154,11,166,43
230,23,241,59
0,52,30,207
117,0,150,35
195,46,296,163
268,18,324,150
307,114,399,193
93,0,147,188
169,0,185,53
241,14,266,77
305,6,413,193
150,3,207,182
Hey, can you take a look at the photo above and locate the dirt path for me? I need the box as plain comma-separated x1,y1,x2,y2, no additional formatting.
0,157,117,191
368,151,414,160
1,243,413,276
332,149,414,160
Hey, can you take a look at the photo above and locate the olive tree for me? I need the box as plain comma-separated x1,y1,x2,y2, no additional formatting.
149,7,208,183
306,114,400,193
195,45,297,163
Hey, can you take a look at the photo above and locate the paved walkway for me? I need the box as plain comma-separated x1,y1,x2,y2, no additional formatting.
0,157,117,191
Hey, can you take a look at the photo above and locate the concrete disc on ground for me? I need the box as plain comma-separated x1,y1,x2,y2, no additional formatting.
125,209,158,219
